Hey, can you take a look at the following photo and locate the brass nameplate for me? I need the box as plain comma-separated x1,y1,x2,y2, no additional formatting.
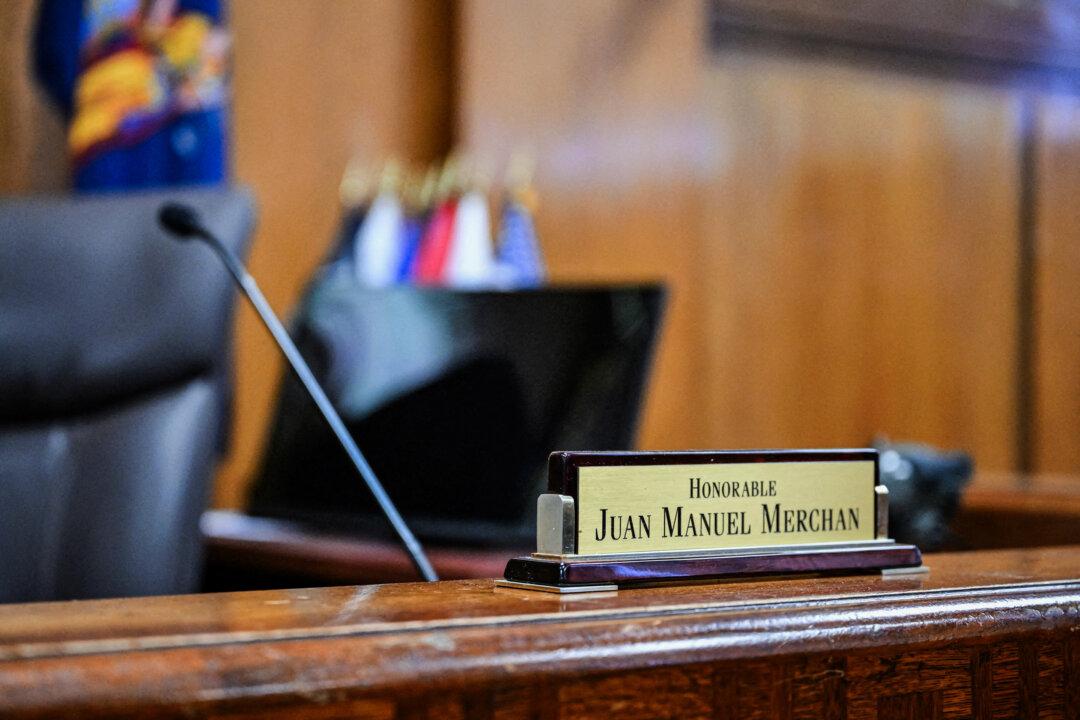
549,451,878,557
500,449,919,593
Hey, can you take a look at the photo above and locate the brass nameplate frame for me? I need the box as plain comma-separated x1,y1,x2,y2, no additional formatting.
498,450,923,593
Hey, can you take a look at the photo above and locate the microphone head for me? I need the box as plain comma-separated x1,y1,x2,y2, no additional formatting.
158,203,205,240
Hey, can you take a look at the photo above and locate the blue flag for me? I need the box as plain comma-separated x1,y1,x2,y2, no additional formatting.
495,201,545,287
396,214,425,282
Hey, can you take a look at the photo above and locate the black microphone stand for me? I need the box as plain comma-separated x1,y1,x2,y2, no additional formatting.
161,204,438,582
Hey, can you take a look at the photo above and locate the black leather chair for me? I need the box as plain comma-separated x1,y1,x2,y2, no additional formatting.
0,187,254,602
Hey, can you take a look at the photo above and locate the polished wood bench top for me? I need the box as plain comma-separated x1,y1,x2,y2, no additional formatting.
952,473,1080,549
2,546,1079,718
962,472,1080,514
200,509,521,586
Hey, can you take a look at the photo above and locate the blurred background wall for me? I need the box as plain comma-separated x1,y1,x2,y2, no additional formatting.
2,0,1078,510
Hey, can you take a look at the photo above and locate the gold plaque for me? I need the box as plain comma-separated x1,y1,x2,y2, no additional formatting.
576,460,875,555
499,450,923,593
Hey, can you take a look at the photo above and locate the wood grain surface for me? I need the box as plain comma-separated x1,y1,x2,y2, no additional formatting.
219,0,456,509
1033,93,1080,475
201,510,519,586
697,51,1021,471
951,472,1080,550
0,0,67,194
458,0,1023,472
709,0,1080,79
1,546,1078,718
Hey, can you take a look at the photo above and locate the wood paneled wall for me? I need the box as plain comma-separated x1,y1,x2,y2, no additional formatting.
1034,94,1080,474
0,0,66,194
2,0,1077,509
697,56,1022,469
457,0,1027,470
218,0,455,508
459,1,713,457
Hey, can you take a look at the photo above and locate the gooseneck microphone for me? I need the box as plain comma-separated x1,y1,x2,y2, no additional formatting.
159,202,438,582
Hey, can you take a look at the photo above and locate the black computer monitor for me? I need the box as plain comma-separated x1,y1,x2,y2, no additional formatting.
249,280,665,546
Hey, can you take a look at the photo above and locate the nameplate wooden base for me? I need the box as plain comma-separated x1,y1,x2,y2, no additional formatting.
498,540,922,592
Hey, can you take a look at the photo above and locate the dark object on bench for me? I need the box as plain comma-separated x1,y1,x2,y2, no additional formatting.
249,277,665,547
874,438,973,550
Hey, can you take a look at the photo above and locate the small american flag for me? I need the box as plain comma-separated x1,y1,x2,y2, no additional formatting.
495,201,545,287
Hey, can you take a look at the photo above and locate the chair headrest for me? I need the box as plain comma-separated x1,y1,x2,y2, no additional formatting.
0,186,255,422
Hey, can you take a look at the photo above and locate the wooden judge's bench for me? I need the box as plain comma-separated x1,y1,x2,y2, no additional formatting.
1,545,1078,719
